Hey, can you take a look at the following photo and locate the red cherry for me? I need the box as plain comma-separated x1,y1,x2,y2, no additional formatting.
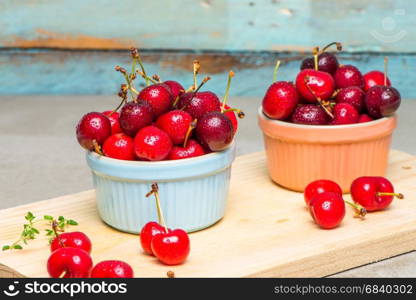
178,91,221,119
90,260,134,278
350,176,403,211
76,112,111,150
151,229,190,265
195,111,234,151
156,110,193,145
334,65,364,89
140,221,166,256
365,85,401,118
102,111,122,134
262,81,299,120
304,179,342,206
335,86,365,113
291,104,330,125
168,139,206,160
102,133,136,160
358,114,374,123
223,105,238,133
163,80,185,99
138,83,173,117
134,126,173,161
295,69,335,103
50,231,92,254
363,71,391,91
330,103,359,125
119,102,154,137
47,247,93,278
310,192,345,229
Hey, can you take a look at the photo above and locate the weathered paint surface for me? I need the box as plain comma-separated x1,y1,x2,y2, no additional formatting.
1,0,414,52
1,50,414,98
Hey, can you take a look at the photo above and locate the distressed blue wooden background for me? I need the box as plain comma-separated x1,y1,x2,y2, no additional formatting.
0,0,414,97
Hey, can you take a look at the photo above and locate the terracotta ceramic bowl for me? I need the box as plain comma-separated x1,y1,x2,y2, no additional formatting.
258,107,397,193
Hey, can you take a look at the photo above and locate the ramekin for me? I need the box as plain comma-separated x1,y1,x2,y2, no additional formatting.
86,143,236,233
258,107,397,193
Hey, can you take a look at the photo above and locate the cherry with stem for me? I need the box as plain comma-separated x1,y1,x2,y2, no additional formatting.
303,77,334,118
179,76,211,110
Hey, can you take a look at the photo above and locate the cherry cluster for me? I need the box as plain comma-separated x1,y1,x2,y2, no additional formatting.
76,48,244,161
304,177,403,229
262,42,401,125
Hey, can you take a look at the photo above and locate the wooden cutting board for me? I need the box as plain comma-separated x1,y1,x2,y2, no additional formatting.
1,150,416,278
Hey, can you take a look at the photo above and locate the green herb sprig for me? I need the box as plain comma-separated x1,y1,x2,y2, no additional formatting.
2,212,78,251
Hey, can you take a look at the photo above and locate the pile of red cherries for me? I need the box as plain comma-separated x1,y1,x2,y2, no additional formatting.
76,48,243,161
262,42,401,125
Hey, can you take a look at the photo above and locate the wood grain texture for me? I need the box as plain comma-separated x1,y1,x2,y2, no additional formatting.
1,50,414,97
1,0,413,52
1,150,415,278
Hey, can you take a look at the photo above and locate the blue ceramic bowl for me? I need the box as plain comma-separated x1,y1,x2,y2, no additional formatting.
86,143,236,233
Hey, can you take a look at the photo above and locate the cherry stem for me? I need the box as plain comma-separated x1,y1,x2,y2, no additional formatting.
223,108,245,119
377,192,404,199
167,271,175,278
321,42,342,53
183,119,197,148
131,47,149,86
172,90,185,108
273,60,281,82
193,60,200,90
59,270,67,278
146,183,168,233
303,76,334,118
221,70,235,112
92,140,104,156
313,47,319,71
137,71,158,85
152,74,162,83
384,56,388,86
51,220,64,247
345,200,367,219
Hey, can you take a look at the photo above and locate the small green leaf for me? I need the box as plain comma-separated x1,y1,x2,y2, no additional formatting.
31,228,39,234
43,215,53,221
67,220,78,226
58,216,65,222
25,212,35,222
13,244,23,250
2,245,10,251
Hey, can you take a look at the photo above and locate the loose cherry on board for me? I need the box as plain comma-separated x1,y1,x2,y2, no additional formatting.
137,83,173,117
330,103,359,125
50,231,92,254
350,176,404,212
90,260,134,278
134,126,173,161
304,179,342,206
334,65,364,89
140,221,167,256
102,111,122,134
168,139,206,160
76,112,112,150
291,104,330,125
335,86,365,113
310,192,346,229
47,247,93,278
156,110,193,145
145,183,190,265
102,133,136,160
119,102,154,137
363,70,391,92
